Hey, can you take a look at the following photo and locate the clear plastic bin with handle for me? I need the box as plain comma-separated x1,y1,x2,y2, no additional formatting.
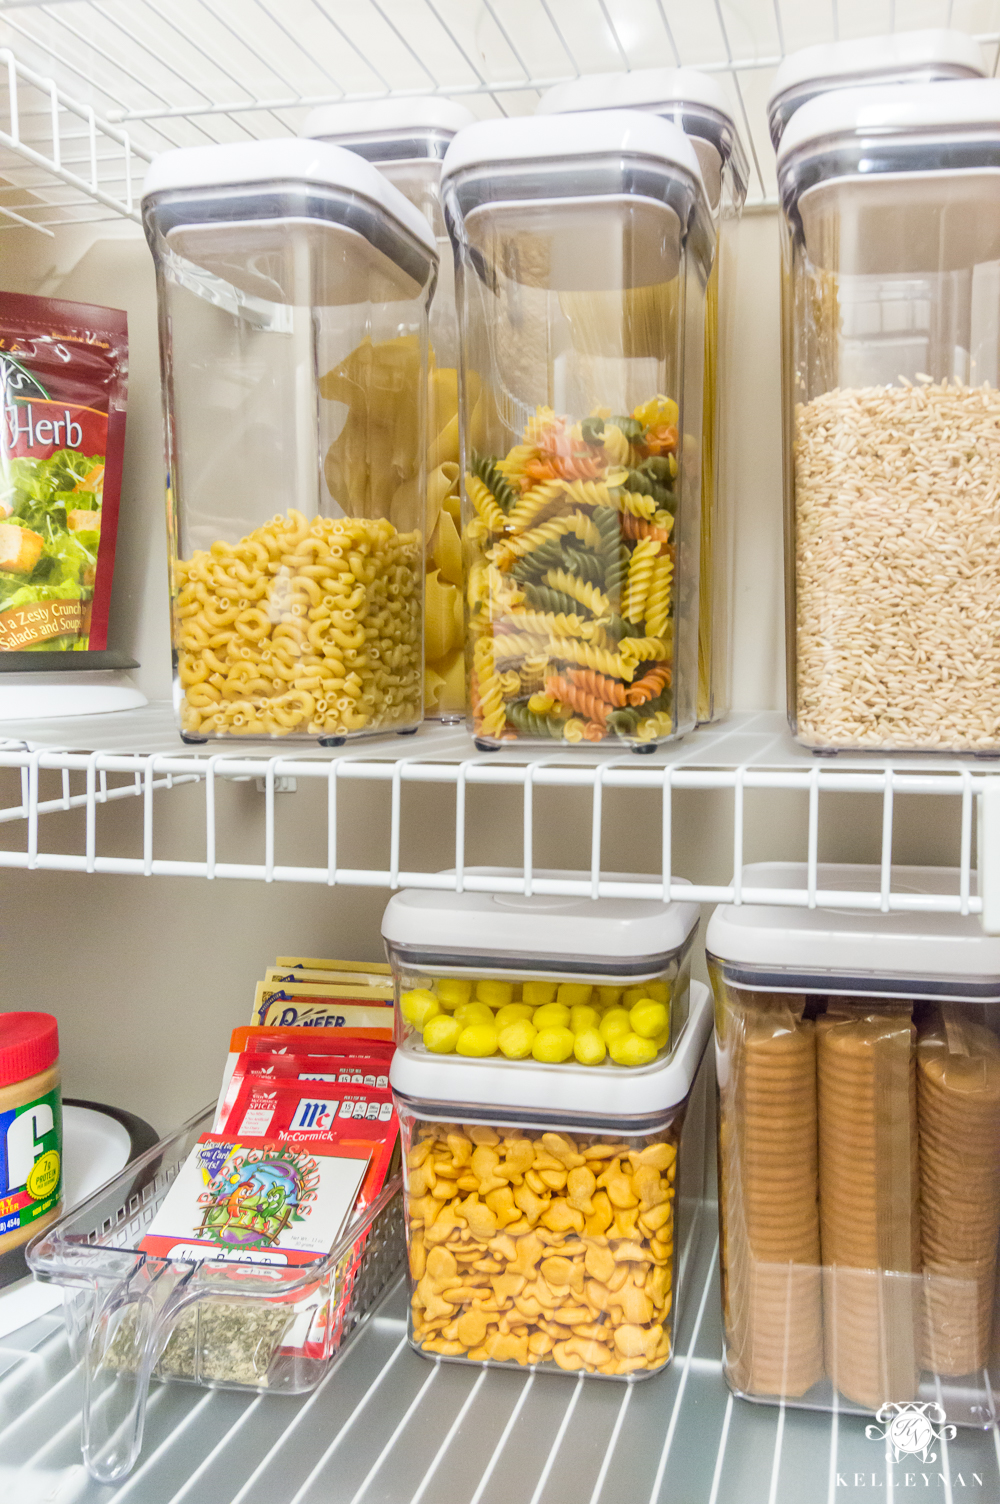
142,139,438,744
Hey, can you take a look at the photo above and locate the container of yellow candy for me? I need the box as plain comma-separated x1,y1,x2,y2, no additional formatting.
389,978,712,1378
381,869,699,1068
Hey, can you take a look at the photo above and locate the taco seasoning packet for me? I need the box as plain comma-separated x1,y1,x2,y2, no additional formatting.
0,291,127,653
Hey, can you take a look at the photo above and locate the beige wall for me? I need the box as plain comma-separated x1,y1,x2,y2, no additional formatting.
0,213,964,1131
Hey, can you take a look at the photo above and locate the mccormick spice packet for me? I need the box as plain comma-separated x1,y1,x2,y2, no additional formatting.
0,291,127,652
216,1030,393,1130
216,1052,393,1133
252,979,392,1028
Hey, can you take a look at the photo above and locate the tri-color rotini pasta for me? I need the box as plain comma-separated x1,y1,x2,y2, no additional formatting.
174,509,422,740
466,399,679,746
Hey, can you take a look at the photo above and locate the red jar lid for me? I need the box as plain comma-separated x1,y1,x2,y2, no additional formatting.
0,1013,59,1088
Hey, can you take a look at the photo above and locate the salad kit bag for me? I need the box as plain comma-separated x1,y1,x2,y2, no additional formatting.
0,291,127,654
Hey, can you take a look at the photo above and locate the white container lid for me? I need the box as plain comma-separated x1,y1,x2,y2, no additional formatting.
390,980,712,1120
536,67,736,124
381,867,700,973
142,138,436,258
707,863,1000,1001
777,77,1000,171
440,109,706,196
769,28,985,145
301,98,476,151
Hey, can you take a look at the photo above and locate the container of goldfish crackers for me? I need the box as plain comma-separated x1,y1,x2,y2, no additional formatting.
390,977,712,1379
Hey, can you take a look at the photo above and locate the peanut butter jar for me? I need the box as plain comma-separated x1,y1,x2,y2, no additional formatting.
390,980,712,1379
0,1012,62,1258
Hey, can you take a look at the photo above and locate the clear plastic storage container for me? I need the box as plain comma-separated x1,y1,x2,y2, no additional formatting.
536,70,749,726
767,28,985,148
302,100,476,721
382,867,699,1068
391,978,712,1377
777,80,1000,753
142,140,437,744
26,1104,404,1483
706,863,1000,1425
441,113,714,750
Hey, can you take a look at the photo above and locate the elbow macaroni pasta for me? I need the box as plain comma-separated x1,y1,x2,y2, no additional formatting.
465,400,679,746
174,509,421,739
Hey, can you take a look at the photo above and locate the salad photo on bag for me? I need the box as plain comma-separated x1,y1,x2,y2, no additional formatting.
0,292,127,654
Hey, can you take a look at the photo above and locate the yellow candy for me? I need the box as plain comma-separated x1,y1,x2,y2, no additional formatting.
570,1005,600,1034
599,1008,632,1043
496,1003,535,1028
532,1026,575,1064
498,1020,537,1059
456,1023,500,1057
609,1032,659,1068
629,1000,669,1040
596,986,623,1008
573,1029,607,1066
477,979,514,1008
400,989,441,1031
644,981,669,1004
651,1028,670,1051
523,980,557,1007
423,1015,462,1053
435,978,472,1010
455,1002,495,1027
622,986,649,1010
556,983,593,1008
532,1003,571,1031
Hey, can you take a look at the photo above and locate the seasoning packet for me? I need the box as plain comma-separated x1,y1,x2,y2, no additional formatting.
274,956,391,975
216,1051,393,1134
264,966,394,988
0,291,127,654
252,980,393,1028
216,1029,394,1130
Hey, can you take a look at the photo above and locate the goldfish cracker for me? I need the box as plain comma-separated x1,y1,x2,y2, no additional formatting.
498,1020,537,1059
435,978,472,1010
557,983,593,1008
570,1005,600,1034
423,1015,461,1053
457,1023,500,1057
532,1003,571,1031
496,1003,534,1028
574,1029,607,1067
629,1000,668,1041
599,1009,632,1044
455,1002,495,1027
401,989,442,1031
523,980,557,1007
532,1027,575,1063
477,980,514,1008
405,1120,677,1376
610,1033,659,1068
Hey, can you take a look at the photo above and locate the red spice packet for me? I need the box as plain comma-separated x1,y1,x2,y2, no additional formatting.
0,292,127,653
230,1026,394,1055
218,1052,393,1133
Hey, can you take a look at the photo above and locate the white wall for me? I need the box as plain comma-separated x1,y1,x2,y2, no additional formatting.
0,212,964,1132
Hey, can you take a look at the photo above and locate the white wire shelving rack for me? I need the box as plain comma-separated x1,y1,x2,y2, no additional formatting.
1,709,997,928
0,0,999,227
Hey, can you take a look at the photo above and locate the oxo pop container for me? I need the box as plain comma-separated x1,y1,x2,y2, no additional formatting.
142,140,437,744
391,978,712,1378
381,867,699,1068
302,100,476,720
767,28,985,148
707,863,1000,1426
537,70,749,725
441,113,714,750
778,80,1000,753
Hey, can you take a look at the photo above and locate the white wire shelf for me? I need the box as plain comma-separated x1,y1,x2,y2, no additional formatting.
3,1205,1000,1503
0,0,999,225
0,709,994,925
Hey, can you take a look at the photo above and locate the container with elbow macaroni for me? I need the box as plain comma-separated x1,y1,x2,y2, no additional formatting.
0,1012,62,1260
391,978,712,1378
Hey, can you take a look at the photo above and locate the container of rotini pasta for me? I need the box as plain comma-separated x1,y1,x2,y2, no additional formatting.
391,975,713,1378
302,101,476,722
142,140,438,743
440,112,714,751
382,867,699,1068
536,72,749,726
